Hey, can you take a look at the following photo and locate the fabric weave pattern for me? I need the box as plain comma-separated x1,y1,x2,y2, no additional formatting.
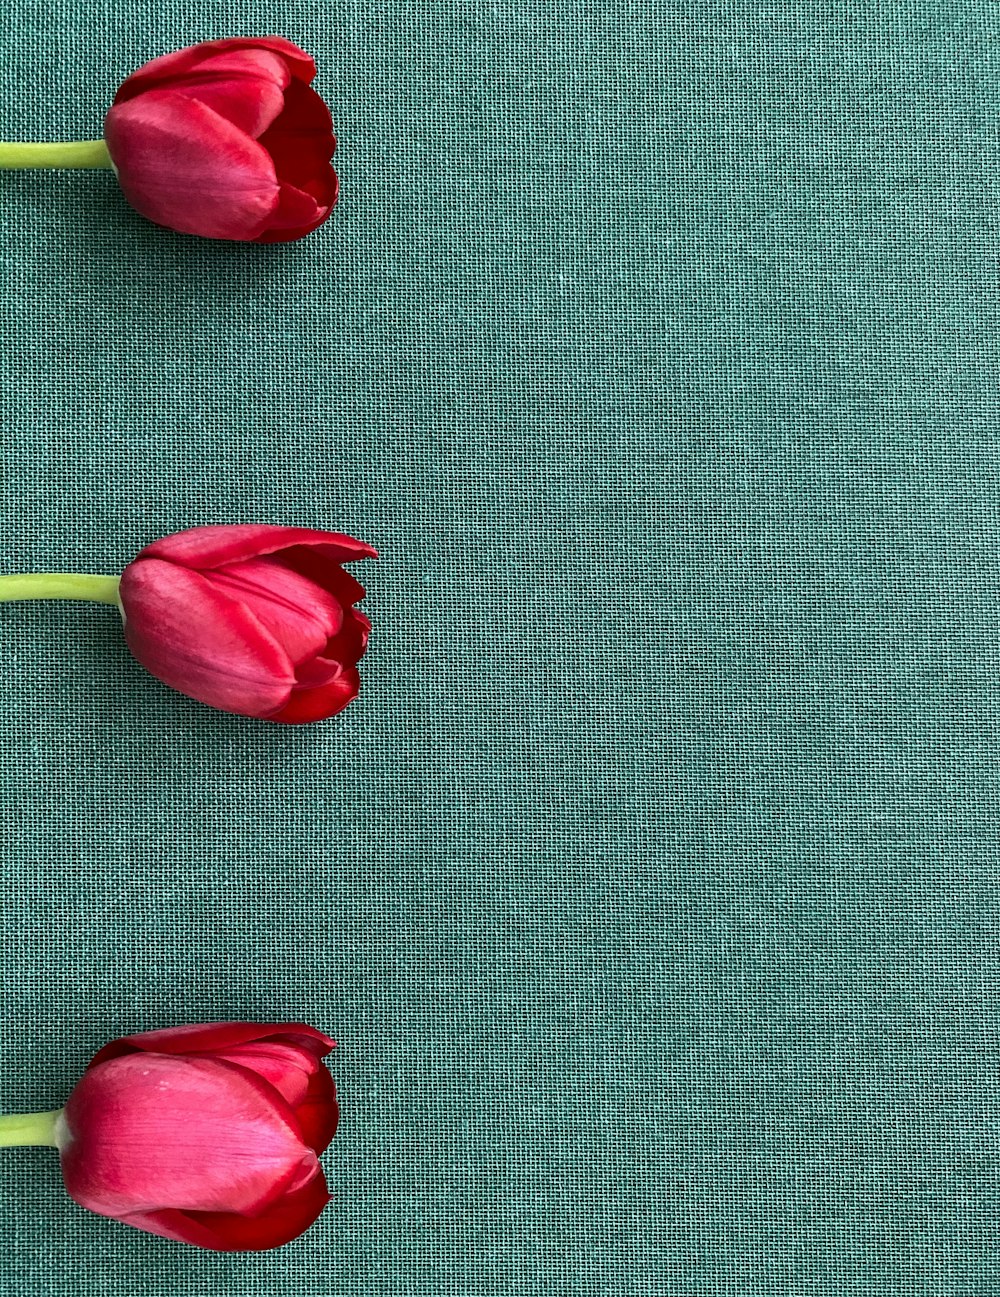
0,1,996,1294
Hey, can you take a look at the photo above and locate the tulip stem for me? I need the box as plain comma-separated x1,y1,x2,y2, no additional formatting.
0,140,114,170
0,573,121,604
0,1110,61,1148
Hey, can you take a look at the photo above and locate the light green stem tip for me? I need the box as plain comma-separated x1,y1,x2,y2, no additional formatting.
0,140,113,170
0,1110,61,1148
0,573,120,605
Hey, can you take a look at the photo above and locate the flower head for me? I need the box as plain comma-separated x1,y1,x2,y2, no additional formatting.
58,1022,338,1251
118,524,376,723
104,37,338,242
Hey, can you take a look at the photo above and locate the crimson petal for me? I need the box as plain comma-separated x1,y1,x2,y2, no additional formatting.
180,74,287,138
90,1022,336,1067
259,80,335,184
271,666,361,724
119,559,295,718
118,1169,331,1251
319,608,371,669
204,558,343,666
113,37,316,105
61,1055,316,1218
259,181,330,238
278,549,370,607
140,524,376,570
105,91,280,240
211,1042,316,1108
294,1060,340,1154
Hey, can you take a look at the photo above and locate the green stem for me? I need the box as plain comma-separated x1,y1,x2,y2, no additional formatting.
0,1110,61,1148
0,573,121,604
0,140,113,170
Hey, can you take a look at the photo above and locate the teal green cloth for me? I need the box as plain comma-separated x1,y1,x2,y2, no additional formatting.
0,1,997,1293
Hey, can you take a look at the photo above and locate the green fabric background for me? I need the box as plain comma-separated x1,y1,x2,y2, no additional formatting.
0,0,996,1293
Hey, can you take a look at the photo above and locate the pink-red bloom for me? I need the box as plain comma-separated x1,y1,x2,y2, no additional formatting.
57,1022,338,1251
103,37,338,242
117,524,376,723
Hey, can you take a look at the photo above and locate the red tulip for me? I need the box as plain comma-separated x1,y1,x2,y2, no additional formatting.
117,524,376,723
0,523,375,722
103,37,338,242
54,1022,338,1250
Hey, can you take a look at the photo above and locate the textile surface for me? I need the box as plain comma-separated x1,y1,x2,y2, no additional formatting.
0,0,995,1294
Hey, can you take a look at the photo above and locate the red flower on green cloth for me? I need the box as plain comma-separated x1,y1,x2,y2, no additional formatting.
118,524,376,723
104,37,339,242
0,37,339,243
0,523,377,723
0,1023,338,1251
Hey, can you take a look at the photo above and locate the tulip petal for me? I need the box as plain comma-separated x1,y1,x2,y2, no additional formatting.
113,37,317,105
293,1058,340,1154
212,1043,316,1108
317,608,371,671
291,611,370,686
119,558,296,717
105,91,283,241
254,81,338,242
259,181,331,238
181,74,287,139
61,1055,316,1217
351,609,372,655
278,550,370,608
210,1044,339,1153
267,74,332,133
259,81,335,180
90,1022,336,1067
203,558,343,666
292,652,348,688
160,48,292,89
271,666,361,724
139,524,377,570
118,1170,331,1252
253,176,339,243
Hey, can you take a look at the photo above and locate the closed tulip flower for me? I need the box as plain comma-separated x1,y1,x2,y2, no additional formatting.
0,37,338,242
0,1022,338,1251
0,523,376,723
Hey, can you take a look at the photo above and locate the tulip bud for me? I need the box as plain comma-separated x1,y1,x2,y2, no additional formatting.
0,37,338,243
0,524,376,723
0,1023,338,1251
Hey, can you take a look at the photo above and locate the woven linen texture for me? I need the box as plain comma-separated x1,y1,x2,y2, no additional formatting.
0,0,996,1294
